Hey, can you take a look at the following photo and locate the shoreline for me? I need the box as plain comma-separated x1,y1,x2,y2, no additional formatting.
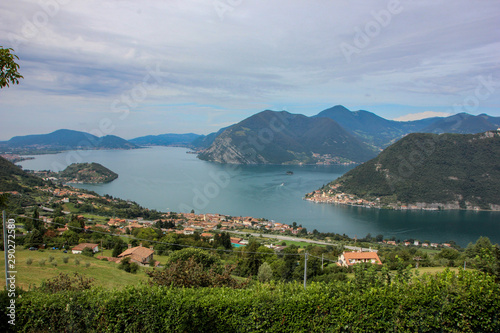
304,195,500,212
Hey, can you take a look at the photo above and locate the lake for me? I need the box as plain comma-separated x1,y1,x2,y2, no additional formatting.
18,147,500,247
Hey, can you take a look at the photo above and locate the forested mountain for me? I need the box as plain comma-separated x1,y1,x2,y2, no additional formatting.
198,110,378,164
129,133,202,147
0,129,137,153
311,130,500,210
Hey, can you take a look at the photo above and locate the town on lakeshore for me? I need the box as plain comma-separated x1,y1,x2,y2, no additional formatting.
7,181,456,251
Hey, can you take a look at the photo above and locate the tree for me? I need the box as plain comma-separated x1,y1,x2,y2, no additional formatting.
168,248,221,270
118,257,139,273
81,247,94,257
257,262,273,282
147,257,244,288
214,232,232,250
25,229,43,248
112,242,123,257
0,47,23,88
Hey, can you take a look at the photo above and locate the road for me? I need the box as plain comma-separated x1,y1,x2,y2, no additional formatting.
230,231,377,252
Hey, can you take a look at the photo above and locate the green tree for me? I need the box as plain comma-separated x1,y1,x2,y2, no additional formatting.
213,232,232,250
118,257,139,273
25,229,43,248
112,242,123,257
168,248,221,270
147,257,243,288
257,262,273,282
238,240,262,277
81,247,94,257
0,47,23,88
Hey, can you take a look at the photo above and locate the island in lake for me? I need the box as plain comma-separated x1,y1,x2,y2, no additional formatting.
33,162,118,184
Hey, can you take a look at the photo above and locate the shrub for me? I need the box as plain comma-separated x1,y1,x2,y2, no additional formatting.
51,261,57,267
81,247,95,257
118,257,139,274
26,258,33,266
85,262,90,268
62,256,69,264
38,272,95,293
48,255,54,262
147,257,245,288
74,258,80,266
167,248,221,270
13,269,500,332
38,259,46,266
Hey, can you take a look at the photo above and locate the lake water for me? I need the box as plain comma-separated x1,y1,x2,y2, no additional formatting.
18,147,500,247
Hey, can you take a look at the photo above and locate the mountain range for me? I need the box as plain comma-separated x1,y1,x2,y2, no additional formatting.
308,130,500,210
196,106,500,164
2,106,500,165
0,129,137,153
129,133,202,147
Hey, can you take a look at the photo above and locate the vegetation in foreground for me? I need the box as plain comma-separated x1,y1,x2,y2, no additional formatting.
1,268,499,333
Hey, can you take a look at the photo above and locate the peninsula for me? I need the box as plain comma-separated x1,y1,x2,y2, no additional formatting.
306,131,500,211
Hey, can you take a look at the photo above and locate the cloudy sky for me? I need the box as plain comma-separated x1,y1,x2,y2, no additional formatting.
1,0,499,140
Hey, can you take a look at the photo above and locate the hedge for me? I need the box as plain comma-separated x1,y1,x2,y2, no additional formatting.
3,269,500,332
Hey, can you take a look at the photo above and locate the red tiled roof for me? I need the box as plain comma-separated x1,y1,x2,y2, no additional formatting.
72,243,98,251
118,246,154,264
343,251,381,262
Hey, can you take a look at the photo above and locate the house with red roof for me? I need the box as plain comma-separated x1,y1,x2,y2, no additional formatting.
72,243,99,254
117,244,154,265
338,251,382,267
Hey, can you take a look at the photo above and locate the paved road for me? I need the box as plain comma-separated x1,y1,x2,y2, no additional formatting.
230,231,376,252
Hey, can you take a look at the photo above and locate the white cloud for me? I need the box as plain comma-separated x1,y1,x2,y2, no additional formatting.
393,111,453,122
0,0,499,139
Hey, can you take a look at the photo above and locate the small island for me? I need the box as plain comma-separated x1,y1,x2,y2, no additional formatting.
41,162,118,184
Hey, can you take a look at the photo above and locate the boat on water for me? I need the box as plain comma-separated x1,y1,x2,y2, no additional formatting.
286,171,293,175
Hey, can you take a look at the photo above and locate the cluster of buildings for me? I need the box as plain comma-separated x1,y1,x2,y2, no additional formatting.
102,212,306,236
305,185,378,208
311,153,357,166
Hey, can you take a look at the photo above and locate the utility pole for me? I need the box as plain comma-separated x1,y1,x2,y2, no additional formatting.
3,210,8,289
303,252,308,290
321,253,324,271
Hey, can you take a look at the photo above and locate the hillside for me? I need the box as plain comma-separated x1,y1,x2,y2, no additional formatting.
129,133,202,147
306,130,500,210
57,162,118,183
0,156,45,193
198,110,378,164
0,129,138,153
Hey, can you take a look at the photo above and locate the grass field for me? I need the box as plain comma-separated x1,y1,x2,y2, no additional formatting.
0,248,149,290
1,247,465,291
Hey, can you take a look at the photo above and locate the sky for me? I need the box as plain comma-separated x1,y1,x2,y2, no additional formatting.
1,0,499,140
